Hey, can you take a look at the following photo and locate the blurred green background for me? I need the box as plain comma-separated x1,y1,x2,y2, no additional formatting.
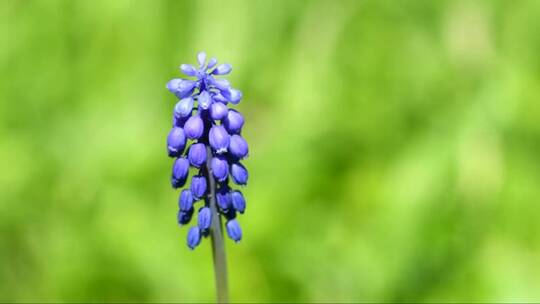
2,0,540,302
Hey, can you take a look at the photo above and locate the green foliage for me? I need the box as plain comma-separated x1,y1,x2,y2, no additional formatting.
1,0,540,301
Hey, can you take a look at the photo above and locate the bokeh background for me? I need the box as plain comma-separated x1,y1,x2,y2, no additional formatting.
2,0,540,302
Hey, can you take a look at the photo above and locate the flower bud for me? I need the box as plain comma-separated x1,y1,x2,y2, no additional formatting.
231,162,248,185
175,80,197,99
188,143,207,168
211,156,229,182
184,115,204,139
229,135,249,159
222,88,242,104
209,125,230,153
171,176,186,189
178,189,193,211
172,157,189,187
213,93,228,104
198,207,212,231
223,109,244,134
180,64,198,77
197,51,207,67
212,63,232,75
210,101,228,120
190,175,207,199
166,78,182,93
174,97,194,118
187,226,201,249
198,90,211,110
216,187,231,210
231,190,246,214
206,58,218,70
212,78,231,91
177,208,194,225
226,219,242,243
167,127,186,157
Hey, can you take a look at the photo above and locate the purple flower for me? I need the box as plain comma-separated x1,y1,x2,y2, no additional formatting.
184,115,204,139
174,97,194,118
222,88,242,104
231,162,248,185
226,219,242,242
231,190,246,214
210,102,228,120
180,64,198,77
167,79,196,99
229,135,249,159
211,156,229,182
187,227,201,249
190,175,207,200
198,90,212,110
212,63,232,75
166,52,250,249
179,189,194,211
178,208,194,226
223,109,244,134
188,143,207,168
172,157,189,188
167,127,186,157
209,125,230,153
198,207,212,231
216,186,231,211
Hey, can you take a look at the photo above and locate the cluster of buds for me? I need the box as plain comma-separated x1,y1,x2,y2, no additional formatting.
166,52,248,249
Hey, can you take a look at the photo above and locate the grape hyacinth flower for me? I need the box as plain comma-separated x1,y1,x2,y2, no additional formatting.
165,52,249,302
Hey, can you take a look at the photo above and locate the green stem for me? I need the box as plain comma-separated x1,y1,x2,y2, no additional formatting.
205,146,229,303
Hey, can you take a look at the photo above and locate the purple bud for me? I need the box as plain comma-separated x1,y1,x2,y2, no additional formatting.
198,90,211,110
212,63,232,75
188,143,207,168
231,190,246,214
178,208,194,225
178,189,194,211
197,51,207,67
223,109,244,134
190,175,207,199
206,58,218,70
226,219,242,242
174,97,194,118
166,79,181,93
212,78,231,91
209,125,230,153
229,135,249,159
172,157,189,185
211,155,229,182
180,64,198,77
222,88,242,104
198,207,212,231
184,115,204,139
213,93,228,104
187,226,201,249
216,187,231,210
175,80,197,99
231,162,248,185
171,176,186,189
167,127,186,157
210,101,228,120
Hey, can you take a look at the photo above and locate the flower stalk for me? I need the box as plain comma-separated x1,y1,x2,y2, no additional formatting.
205,145,229,303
